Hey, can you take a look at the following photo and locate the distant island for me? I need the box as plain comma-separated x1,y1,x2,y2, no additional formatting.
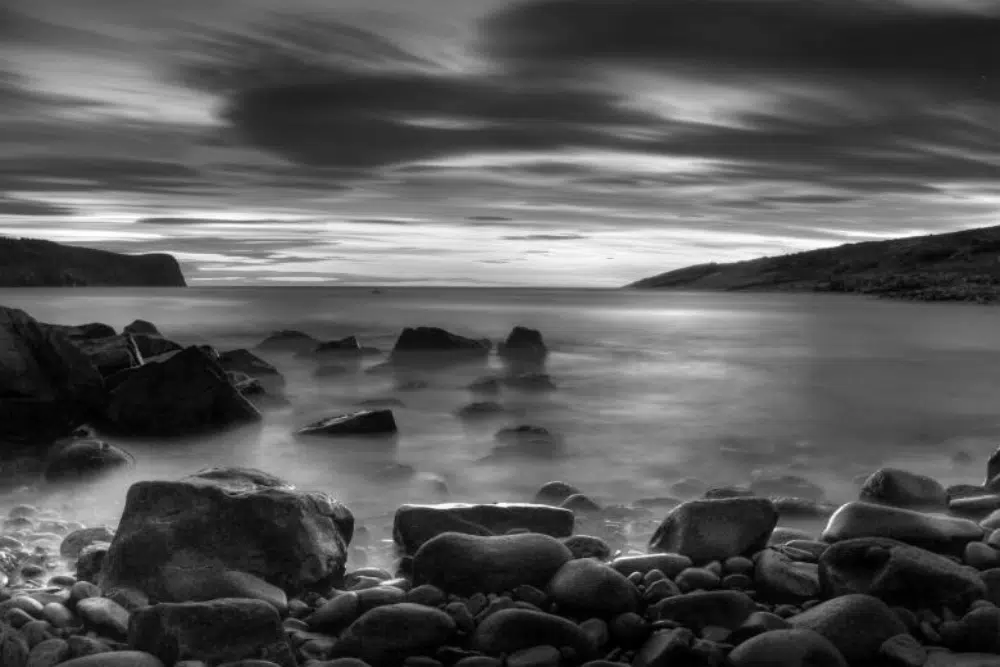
0,237,186,287
627,224,1000,303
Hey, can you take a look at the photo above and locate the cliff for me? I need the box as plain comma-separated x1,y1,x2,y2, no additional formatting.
0,237,186,287
627,224,1000,303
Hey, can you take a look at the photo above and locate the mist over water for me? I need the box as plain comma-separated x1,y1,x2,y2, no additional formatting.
4,287,1000,537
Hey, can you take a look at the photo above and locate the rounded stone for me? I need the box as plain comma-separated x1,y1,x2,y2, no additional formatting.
728,629,847,667
562,535,611,561
611,554,692,578
547,559,638,616
965,542,1000,570
675,568,720,592
26,637,71,667
507,645,560,667
859,468,947,509
58,652,165,666
473,609,595,659
331,603,455,665
788,594,906,664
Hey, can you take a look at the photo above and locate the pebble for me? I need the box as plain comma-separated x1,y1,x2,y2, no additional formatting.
407,585,447,608
473,609,595,659
27,637,71,667
75,597,130,636
41,602,75,629
965,542,1000,570
754,548,820,603
880,634,928,667
306,592,361,632
729,629,847,666
332,604,455,665
652,590,756,631
675,568,720,592
547,558,638,616
822,502,983,553
507,645,561,667
789,594,906,664
611,554,692,578
562,535,611,561
859,468,948,509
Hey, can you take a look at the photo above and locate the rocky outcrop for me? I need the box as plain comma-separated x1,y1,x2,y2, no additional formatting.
498,326,548,367
100,467,354,601
0,306,105,444
218,348,285,392
389,327,491,366
102,346,261,436
71,334,182,377
0,237,186,286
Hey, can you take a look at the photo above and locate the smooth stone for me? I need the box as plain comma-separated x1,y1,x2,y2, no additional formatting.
950,495,1000,519
66,635,111,658
632,628,696,667
161,569,289,614
356,586,407,612
650,498,777,563
547,559,638,616
60,527,115,560
879,634,927,667
41,603,74,628
980,509,1000,531
789,594,906,664
27,638,70,667
859,468,948,509
412,532,571,595
393,503,574,554
611,554,692,578
473,609,595,659
819,537,986,608
769,527,814,545
822,501,984,553
307,593,361,631
331,603,455,666
75,597,130,636
75,543,109,584
59,652,165,667
406,585,447,608
966,542,1000,570
947,606,1000,653
675,567,720,592
727,629,847,667
651,591,756,630
128,598,295,667
562,535,611,561
728,611,792,644
533,481,582,506
295,410,397,437
754,548,821,603
0,623,30,665
507,645,560,667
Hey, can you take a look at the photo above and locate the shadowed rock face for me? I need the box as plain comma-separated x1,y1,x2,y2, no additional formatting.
0,237,185,286
389,327,492,366
100,467,354,600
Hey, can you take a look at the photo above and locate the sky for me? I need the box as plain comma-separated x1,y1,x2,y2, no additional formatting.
0,0,998,286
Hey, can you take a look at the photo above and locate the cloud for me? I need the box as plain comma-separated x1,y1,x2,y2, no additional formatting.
468,215,513,221
0,196,75,216
502,233,588,241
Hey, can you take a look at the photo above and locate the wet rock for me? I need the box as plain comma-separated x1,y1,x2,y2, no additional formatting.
129,598,294,667
822,501,983,554
879,634,926,667
474,609,595,659
859,468,948,509
497,327,547,366
75,597,129,636
393,503,573,554
61,527,115,560
979,509,1000,531
103,346,261,436
651,590,757,630
0,306,105,444
413,532,571,595
389,328,491,367
632,628,697,667
611,554,692,578
256,330,318,353
331,603,455,666
819,537,985,607
75,543,109,583
533,481,582,507
750,475,825,502
0,622,29,666
728,629,847,667
547,559,638,617
60,652,164,666
74,332,182,377
310,336,364,358
754,548,821,603
965,542,1000,570
160,570,288,614
704,486,754,499
562,535,611,561
946,606,1000,653
43,439,134,483
560,494,601,514
769,527,815,545
950,495,1000,520
27,637,70,667
771,497,838,519
100,467,353,600
218,349,285,392
728,611,792,645
295,410,398,437
789,594,906,664
306,591,361,632
649,497,778,562
675,567,719,591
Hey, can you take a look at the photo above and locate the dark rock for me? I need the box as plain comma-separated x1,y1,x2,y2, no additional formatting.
103,346,261,437
74,333,182,377
43,439,134,483
547,559,638,617
826,501,985,555
979,509,1000,531
727,629,847,667
632,628,697,667
28,637,71,666
947,606,1000,653
76,597,130,636
988,446,1000,487
651,591,757,630
51,322,117,340
562,535,611,561
488,426,565,459
310,336,363,358
61,527,115,559
859,468,948,509
533,481,582,507
393,503,573,554
611,554,693,578
473,609,594,659
412,533,571,595
123,320,160,337
754,548,821,603
158,569,288,614
728,611,792,645
771,497,838,519
218,349,285,391
389,328,491,366
128,598,295,667
75,543,109,583
455,402,508,421
256,330,318,353
0,622,29,667
0,307,105,444
501,373,556,393
331,604,454,666
59,652,164,666
950,484,989,500
769,527,815,545
296,410,398,437
649,498,778,562
704,486,754,499
675,567,720,591
965,542,1000,570
306,591,361,632
750,475,825,502
467,377,501,395
497,327,547,365
788,594,907,664
819,537,986,608
100,467,353,600
560,494,601,514
951,495,1000,519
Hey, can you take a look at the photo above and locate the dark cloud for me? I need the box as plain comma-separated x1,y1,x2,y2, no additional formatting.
348,218,412,226
135,217,292,225
502,233,588,241
0,196,74,216
468,215,513,222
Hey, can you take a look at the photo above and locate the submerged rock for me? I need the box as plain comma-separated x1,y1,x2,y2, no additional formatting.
43,438,134,483
497,326,548,366
100,467,354,600
389,327,491,366
256,330,318,353
649,497,778,562
533,481,582,506
102,346,261,437
487,426,565,459
296,410,398,437
303,336,364,359
218,349,285,391
123,320,161,336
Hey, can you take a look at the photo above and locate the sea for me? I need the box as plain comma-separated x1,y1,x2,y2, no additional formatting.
3,286,1000,536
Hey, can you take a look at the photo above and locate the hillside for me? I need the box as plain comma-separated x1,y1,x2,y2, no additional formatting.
0,237,186,287
627,225,1000,303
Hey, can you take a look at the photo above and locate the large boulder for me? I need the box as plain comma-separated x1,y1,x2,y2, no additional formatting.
389,327,491,366
100,467,354,601
0,307,105,444
649,497,778,563
43,438,134,483
859,468,948,509
218,349,285,392
497,326,548,366
102,346,261,436
128,598,295,667
73,333,182,376
818,537,986,608
296,410,398,438
412,532,572,595
393,503,574,554
789,594,906,664
822,501,983,554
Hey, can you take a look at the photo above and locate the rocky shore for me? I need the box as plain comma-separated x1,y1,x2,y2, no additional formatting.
7,307,1000,666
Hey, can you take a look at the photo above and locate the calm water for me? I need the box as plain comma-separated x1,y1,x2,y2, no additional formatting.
2,287,999,529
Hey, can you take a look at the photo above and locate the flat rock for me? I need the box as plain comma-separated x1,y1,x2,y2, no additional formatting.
129,598,295,667
331,603,455,666
413,532,571,595
473,609,594,659
649,498,778,562
789,594,906,664
859,468,948,509
393,503,573,554
822,501,983,554
727,629,848,667
547,559,638,617
296,410,398,437
100,467,353,600
950,495,1000,519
